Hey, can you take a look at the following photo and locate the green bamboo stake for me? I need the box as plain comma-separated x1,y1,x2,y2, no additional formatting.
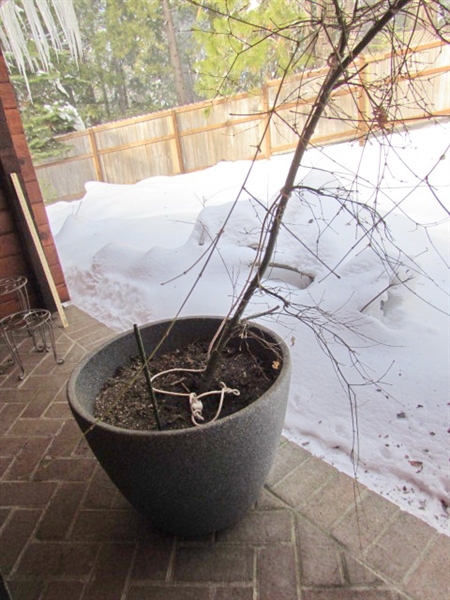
133,324,162,431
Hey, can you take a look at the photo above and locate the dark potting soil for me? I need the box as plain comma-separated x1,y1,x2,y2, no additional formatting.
94,340,280,431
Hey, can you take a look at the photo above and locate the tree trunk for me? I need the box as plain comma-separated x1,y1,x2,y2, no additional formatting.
204,0,413,384
162,0,191,106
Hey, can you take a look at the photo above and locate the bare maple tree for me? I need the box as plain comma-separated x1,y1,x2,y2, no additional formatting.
185,0,449,380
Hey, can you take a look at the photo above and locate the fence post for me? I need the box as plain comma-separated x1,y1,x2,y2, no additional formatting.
357,55,370,145
88,129,104,181
262,84,272,159
171,110,185,174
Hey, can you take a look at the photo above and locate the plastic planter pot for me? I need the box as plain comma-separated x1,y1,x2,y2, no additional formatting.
67,317,291,536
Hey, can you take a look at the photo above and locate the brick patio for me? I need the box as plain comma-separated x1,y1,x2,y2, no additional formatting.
1,305,449,600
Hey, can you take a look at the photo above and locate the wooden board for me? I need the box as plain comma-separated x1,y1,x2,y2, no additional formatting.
10,173,68,328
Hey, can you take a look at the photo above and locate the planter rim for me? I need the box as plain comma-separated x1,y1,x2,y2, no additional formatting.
67,315,290,438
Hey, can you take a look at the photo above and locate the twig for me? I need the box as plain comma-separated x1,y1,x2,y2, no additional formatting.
133,324,162,431
360,277,414,313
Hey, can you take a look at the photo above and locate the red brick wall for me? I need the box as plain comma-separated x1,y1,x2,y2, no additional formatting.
0,48,70,318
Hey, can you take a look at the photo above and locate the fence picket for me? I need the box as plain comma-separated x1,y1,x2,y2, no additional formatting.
36,42,449,203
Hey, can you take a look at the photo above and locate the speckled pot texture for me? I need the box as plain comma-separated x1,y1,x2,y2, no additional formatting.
67,317,291,536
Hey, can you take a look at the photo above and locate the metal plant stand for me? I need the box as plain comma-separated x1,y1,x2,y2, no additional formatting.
0,276,30,311
0,309,64,380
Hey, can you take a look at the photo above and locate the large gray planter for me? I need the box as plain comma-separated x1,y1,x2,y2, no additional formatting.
67,317,291,536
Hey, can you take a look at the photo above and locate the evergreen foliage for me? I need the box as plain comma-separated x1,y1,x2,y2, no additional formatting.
1,0,448,161
192,0,309,97
9,50,85,162
1,0,198,161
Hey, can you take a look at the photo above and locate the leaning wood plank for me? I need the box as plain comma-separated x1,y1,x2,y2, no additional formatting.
10,173,69,328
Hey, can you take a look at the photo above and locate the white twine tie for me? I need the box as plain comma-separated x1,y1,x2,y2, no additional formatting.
151,368,240,426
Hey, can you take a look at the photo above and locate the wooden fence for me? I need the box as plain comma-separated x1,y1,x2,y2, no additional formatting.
35,40,450,203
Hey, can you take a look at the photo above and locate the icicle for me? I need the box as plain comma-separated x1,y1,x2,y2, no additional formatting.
0,1,34,96
0,0,83,96
51,0,82,64
22,0,51,72
35,0,62,53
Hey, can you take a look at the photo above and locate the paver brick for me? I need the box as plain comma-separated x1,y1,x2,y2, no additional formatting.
0,481,57,507
364,510,438,583
270,456,336,508
0,403,26,435
266,439,310,486
403,533,450,600
33,456,96,482
213,587,254,599
174,545,254,583
296,514,388,589
257,544,298,600
76,329,115,349
43,401,72,419
4,436,51,481
0,507,10,526
71,508,150,541
112,490,132,509
296,516,343,586
216,509,293,543
301,590,397,600
39,580,86,600
257,487,288,509
72,435,94,458
176,532,215,545
5,577,44,600
19,373,68,392
21,389,58,418
331,490,401,553
297,470,360,530
16,541,98,577
83,542,135,600
36,482,85,540
0,436,28,457
0,508,41,574
0,389,38,403
52,386,70,403
130,536,174,582
343,554,384,587
61,344,88,365
59,315,93,333
0,456,12,477
127,586,211,600
45,420,85,457
83,465,118,509
8,418,63,437
212,586,254,600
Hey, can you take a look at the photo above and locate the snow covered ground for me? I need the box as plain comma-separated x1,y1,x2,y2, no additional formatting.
47,123,450,535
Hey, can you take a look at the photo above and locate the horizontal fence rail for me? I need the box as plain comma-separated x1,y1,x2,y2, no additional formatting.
35,41,450,203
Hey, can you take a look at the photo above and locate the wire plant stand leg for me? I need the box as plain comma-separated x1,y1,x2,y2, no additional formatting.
0,330,25,380
0,310,64,380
